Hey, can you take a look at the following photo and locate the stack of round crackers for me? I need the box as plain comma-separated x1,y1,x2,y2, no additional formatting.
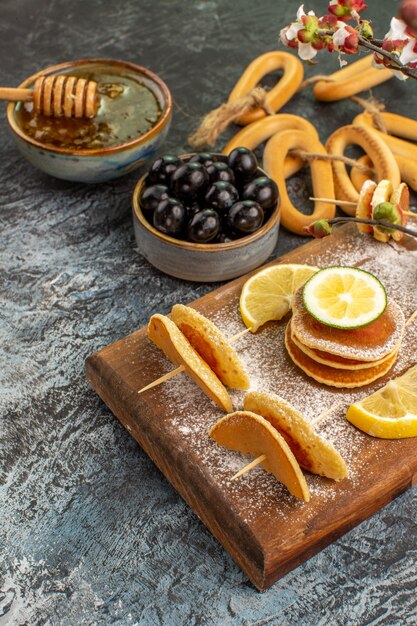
285,287,405,388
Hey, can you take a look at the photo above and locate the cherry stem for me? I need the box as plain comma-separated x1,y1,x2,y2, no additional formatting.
328,217,417,237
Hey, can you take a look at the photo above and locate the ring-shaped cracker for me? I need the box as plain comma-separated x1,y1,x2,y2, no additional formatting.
350,155,375,194
325,124,400,213
171,304,249,390
223,114,319,179
354,110,417,144
352,153,417,193
228,51,303,126
353,154,417,194
354,112,417,191
313,55,392,101
263,129,336,236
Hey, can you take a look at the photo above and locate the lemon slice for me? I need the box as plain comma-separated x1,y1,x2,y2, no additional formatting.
240,264,319,332
303,266,387,329
346,364,417,439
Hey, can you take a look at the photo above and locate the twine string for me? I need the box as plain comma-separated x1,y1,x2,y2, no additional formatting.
290,149,375,174
188,87,272,148
350,95,388,134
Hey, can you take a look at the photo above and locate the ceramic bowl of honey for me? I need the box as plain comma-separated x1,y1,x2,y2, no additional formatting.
7,59,172,183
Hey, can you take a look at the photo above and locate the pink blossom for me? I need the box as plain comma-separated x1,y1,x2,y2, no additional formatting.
384,17,417,66
332,23,359,53
399,37,417,66
373,17,417,77
328,0,367,22
319,13,338,28
280,1,417,79
296,4,314,20
373,18,408,75
384,16,409,42
373,50,409,80
280,5,325,61
280,24,303,49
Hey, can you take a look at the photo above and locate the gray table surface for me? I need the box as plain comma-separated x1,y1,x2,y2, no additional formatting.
1,1,416,624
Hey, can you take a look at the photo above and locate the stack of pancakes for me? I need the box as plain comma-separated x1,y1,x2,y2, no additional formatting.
285,288,405,388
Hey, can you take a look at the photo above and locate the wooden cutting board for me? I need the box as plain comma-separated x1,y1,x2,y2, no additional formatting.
85,225,417,591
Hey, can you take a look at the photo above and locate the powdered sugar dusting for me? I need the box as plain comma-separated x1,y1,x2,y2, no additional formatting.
292,291,405,361
138,229,417,532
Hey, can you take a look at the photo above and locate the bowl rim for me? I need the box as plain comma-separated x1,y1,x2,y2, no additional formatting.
6,58,172,156
132,154,281,252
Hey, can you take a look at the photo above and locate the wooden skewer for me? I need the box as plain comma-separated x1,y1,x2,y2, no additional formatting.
309,196,355,207
309,197,417,218
230,401,343,481
309,196,356,208
231,454,266,481
228,326,252,342
311,401,343,425
138,326,252,394
138,365,184,394
0,75,99,118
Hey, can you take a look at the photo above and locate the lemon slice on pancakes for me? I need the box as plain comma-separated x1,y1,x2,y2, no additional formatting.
303,266,387,329
346,364,417,439
240,264,319,332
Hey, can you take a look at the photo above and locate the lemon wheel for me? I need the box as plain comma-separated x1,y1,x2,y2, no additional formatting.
240,264,319,332
303,266,387,329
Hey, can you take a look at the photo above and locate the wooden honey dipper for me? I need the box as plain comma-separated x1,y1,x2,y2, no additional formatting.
0,75,99,118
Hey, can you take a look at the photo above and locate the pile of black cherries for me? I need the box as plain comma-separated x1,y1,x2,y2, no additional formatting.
139,148,279,244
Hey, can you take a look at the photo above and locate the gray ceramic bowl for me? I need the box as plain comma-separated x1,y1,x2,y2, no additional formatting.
7,59,172,183
132,155,280,282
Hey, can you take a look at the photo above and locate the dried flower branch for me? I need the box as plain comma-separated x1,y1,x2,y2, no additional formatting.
280,1,417,80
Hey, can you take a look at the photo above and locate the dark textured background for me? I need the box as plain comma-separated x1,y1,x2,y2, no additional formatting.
1,1,416,624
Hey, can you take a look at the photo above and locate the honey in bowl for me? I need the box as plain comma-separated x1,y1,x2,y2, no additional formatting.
17,69,162,150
